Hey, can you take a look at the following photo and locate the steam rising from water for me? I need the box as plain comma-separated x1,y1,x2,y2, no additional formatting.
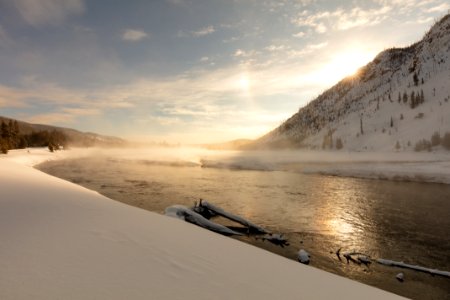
69,147,450,184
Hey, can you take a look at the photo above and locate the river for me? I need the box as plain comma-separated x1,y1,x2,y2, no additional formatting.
36,148,450,299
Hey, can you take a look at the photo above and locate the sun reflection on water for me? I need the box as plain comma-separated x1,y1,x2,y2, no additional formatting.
315,176,371,248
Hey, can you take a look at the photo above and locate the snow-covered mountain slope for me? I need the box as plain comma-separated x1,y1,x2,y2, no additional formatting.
254,14,450,152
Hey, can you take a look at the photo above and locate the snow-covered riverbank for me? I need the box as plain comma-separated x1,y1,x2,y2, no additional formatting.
0,148,403,299
200,150,450,184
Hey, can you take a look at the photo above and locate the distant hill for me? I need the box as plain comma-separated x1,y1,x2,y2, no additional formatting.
249,14,450,152
0,116,125,147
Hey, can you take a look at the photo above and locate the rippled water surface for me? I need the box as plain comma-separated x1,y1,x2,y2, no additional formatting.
37,150,450,299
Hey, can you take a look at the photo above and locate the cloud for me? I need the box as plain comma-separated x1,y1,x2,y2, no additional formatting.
265,45,286,52
292,31,305,38
292,6,392,33
191,25,215,37
233,49,259,58
417,16,434,24
0,84,29,108
24,107,101,125
121,29,148,42
62,107,101,116
13,0,84,26
426,2,450,12
24,112,78,125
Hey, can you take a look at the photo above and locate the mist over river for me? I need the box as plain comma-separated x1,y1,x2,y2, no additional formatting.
37,148,450,299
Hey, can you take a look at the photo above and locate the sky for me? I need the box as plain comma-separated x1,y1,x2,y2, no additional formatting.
0,0,448,143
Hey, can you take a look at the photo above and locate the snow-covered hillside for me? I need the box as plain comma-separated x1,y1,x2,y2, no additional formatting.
256,14,450,152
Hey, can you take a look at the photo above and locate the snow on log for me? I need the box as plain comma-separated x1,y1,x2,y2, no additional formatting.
396,273,404,282
377,259,450,278
298,249,310,264
197,200,268,233
165,205,242,236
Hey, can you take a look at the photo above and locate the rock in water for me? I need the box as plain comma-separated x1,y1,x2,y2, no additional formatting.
298,249,310,264
396,272,404,282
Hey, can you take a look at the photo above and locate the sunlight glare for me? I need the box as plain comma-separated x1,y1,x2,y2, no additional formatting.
238,73,251,92
317,49,376,85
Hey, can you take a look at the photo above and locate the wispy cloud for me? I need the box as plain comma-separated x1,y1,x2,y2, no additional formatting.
233,49,259,58
292,31,305,38
62,107,101,116
121,29,148,42
179,25,216,38
192,25,215,37
426,2,450,12
24,107,101,125
292,6,392,33
265,45,286,52
13,0,85,26
0,84,29,108
25,112,78,125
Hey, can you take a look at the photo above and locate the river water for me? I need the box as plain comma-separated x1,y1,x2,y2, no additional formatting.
36,149,450,299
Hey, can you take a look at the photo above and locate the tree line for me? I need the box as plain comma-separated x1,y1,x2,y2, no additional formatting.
0,119,68,154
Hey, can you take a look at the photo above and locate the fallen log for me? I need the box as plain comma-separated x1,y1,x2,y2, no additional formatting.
165,205,242,236
194,199,268,234
377,258,450,278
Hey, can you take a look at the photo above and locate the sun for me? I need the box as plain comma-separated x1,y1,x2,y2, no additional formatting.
238,73,250,92
318,49,376,85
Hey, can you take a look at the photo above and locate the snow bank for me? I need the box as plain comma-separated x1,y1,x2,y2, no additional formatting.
200,150,450,184
2,147,92,167
0,150,404,299
302,160,450,184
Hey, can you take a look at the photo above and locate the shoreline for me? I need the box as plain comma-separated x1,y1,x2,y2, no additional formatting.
0,148,403,299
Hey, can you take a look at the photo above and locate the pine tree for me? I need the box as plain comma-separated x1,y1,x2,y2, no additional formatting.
0,139,8,154
1,121,10,149
360,115,364,135
410,91,416,109
442,132,450,150
390,116,393,127
431,132,441,146
398,92,401,103
403,91,408,103
420,89,425,104
8,119,19,148
336,138,343,150
413,73,419,86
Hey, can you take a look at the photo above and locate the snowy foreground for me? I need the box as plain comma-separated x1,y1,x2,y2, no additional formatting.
0,149,404,299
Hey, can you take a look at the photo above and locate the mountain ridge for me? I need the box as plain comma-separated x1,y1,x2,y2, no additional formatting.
249,14,450,151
